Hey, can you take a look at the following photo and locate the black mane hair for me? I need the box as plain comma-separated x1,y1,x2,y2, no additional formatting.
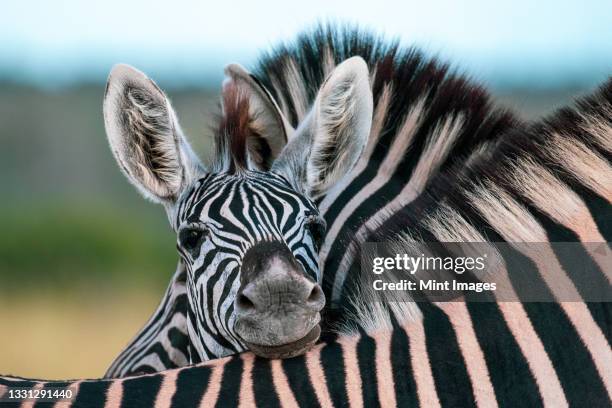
253,23,520,173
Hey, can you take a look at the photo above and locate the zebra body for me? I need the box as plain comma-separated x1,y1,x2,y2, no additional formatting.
3,70,610,407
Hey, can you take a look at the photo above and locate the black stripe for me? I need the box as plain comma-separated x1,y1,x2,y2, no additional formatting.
499,240,556,303
0,378,33,386
467,303,542,407
319,337,349,407
170,366,212,408
547,153,612,243
131,365,158,375
421,302,476,408
72,380,110,408
524,302,610,407
132,342,175,372
215,357,243,408
356,331,380,408
281,355,320,407
187,304,214,360
551,242,612,342
252,358,281,408
168,327,190,358
322,165,379,230
121,374,162,407
33,381,71,408
529,205,611,298
390,319,419,407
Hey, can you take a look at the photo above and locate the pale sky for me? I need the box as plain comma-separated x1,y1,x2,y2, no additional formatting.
1,0,610,88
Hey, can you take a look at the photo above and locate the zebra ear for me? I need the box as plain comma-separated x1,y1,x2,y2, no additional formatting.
103,64,202,204
273,57,373,198
223,64,295,170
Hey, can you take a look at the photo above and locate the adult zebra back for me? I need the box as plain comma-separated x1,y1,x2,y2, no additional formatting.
8,323,501,408
105,25,520,377
2,78,611,407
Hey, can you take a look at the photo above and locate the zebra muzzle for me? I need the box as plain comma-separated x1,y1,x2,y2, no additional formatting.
234,240,326,358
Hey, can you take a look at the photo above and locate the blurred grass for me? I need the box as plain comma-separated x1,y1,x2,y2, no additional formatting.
0,202,176,290
0,82,594,378
0,289,160,379
0,201,178,379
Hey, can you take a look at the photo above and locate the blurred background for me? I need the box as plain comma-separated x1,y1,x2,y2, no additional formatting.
0,0,610,379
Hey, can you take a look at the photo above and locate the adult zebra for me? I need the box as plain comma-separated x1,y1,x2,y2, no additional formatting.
105,26,523,377
1,78,610,406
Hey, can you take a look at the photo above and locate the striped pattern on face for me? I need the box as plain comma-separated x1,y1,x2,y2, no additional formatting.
173,171,323,361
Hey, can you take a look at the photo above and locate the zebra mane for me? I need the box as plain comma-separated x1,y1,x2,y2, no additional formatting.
253,23,518,150
216,24,519,179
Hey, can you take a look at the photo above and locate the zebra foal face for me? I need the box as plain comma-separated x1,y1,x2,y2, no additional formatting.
102,57,373,360
174,171,326,358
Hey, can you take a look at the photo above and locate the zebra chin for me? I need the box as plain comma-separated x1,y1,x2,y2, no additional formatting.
233,304,323,359
240,324,322,359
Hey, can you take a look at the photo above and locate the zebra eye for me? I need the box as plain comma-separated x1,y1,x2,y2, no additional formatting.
305,218,326,252
179,226,208,256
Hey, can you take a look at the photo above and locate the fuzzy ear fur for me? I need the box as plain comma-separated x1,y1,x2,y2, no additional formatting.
273,57,373,197
223,64,294,170
103,64,201,203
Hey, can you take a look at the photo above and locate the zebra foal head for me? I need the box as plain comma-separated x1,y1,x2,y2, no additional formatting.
102,57,373,360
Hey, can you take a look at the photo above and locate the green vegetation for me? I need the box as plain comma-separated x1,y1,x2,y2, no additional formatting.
0,84,219,294
0,202,177,291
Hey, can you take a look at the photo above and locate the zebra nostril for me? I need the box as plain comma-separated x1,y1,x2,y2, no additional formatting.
237,293,256,311
306,284,325,308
